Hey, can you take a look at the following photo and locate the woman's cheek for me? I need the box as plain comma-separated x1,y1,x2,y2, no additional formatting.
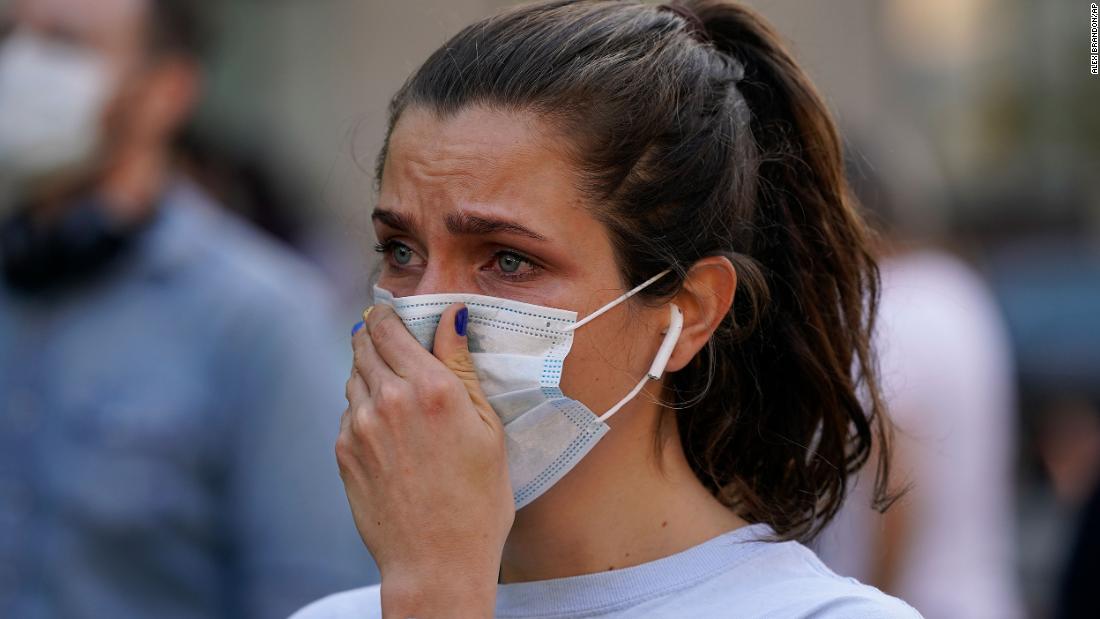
559,325,647,415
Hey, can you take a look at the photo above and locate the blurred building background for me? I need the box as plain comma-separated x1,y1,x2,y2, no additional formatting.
2,0,1096,617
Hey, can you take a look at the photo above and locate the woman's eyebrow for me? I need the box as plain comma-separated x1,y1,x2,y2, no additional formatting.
444,212,548,242
371,208,416,233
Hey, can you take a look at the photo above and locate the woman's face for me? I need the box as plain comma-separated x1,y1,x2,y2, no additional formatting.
374,104,669,422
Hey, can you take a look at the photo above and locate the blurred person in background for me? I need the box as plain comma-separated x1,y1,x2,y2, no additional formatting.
813,146,1023,619
0,0,378,617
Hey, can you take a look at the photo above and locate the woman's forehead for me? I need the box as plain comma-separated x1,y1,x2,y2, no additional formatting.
381,105,579,208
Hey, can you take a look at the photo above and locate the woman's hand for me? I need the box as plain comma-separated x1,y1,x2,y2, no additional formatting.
337,303,514,619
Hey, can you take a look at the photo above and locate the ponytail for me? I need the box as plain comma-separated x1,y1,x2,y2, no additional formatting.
677,0,895,538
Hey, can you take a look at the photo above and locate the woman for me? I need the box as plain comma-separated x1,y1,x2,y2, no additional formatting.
295,1,920,617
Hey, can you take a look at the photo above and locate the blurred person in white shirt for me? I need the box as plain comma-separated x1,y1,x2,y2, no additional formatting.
814,148,1023,619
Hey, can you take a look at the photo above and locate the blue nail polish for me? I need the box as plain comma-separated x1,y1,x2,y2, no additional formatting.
351,320,364,336
455,307,468,336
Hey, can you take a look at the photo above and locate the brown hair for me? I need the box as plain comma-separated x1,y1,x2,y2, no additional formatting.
374,0,893,542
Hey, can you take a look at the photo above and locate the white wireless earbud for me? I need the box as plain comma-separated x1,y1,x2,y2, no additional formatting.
647,303,683,380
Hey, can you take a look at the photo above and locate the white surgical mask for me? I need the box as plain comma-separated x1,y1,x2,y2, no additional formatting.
373,270,683,509
0,30,112,198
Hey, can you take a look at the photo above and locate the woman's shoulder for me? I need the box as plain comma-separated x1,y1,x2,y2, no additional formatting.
289,585,381,619
712,538,922,618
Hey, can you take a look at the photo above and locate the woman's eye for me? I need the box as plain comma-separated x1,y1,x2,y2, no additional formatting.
487,250,539,280
374,240,420,268
393,243,414,265
497,252,524,273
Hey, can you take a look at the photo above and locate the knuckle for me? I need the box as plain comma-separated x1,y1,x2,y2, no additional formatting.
373,382,406,414
447,352,477,374
344,377,356,403
347,404,372,439
443,350,482,384
416,373,458,412
335,423,369,474
369,313,402,342
334,434,356,474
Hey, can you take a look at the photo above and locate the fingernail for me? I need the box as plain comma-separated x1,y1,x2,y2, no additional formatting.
351,320,364,336
454,306,468,337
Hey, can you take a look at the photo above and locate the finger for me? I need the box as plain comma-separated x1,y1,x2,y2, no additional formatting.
432,303,498,428
345,366,370,406
339,404,351,431
338,372,369,470
353,326,390,394
342,369,368,439
339,366,396,463
365,303,439,378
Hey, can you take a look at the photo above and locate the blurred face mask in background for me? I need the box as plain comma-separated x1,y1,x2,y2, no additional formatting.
0,30,113,196
372,270,683,509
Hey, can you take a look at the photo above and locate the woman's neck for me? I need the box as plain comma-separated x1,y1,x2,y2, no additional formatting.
499,407,748,583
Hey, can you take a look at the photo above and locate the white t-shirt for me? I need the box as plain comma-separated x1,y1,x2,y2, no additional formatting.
291,523,920,618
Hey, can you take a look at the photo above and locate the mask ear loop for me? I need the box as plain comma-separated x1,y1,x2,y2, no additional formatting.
597,303,684,423
560,269,672,333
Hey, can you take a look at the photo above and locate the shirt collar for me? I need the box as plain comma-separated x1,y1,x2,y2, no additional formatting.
494,523,775,618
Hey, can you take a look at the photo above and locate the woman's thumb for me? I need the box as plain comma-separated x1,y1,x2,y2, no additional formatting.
433,304,494,420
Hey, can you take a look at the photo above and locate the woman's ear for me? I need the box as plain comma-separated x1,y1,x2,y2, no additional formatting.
664,256,736,373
